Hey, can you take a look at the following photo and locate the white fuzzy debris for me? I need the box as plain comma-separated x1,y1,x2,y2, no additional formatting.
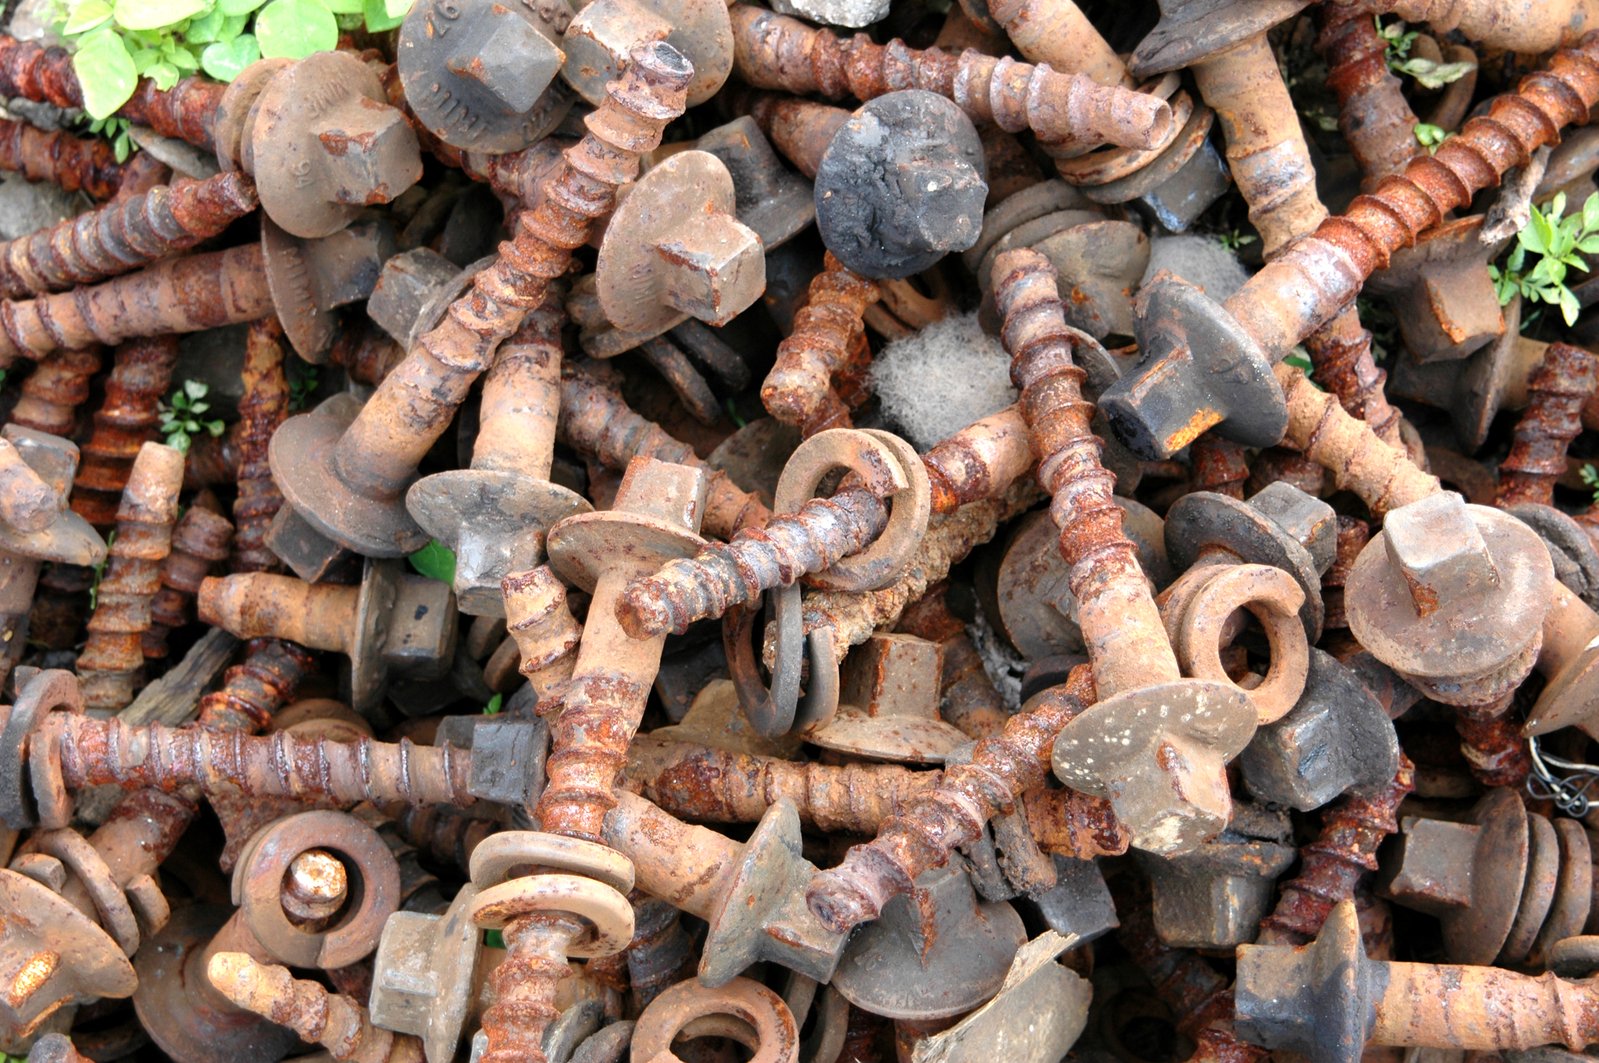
1143,235,1252,300
871,311,1017,451
769,0,889,27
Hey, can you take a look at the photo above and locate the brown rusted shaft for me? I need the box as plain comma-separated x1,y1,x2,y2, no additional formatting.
0,171,257,299
43,711,474,807
502,566,581,704
1497,342,1599,507
994,248,1179,696
730,4,1168,152
472,293,563,477
1227,36,1599,363
1317,4,1423,185
603,791,742,920
1118,880,1246,1045
392,803,499,874
1021,786,1131,858
11,346,101,436
804,666,1111,931
623,732,942,833
558,362,770,538
327,45,691,503
1452,700,1528,786
0,118,127,200
761,252,880,434
328,322,404,387
198,572,361,653
1259,754,1415,946
744,93,850,179
1300,309,1407,450
232,317,289,573
1367,962,1599,1051
800,480,1041,661
0,243,273,369
896,586,1009,738
76,442,185,711
144,505,234,659
73,335,178,529
209,953,424,1063
922,404,1034,514
481,915,583,1063
1189,436,1249,499
1276,362,1441,516
618,486,888,639
1346,0,1599,53
984,0,1131,88
0,36,223,152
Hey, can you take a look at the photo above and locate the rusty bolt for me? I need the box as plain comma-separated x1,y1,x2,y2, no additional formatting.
1341,0,1598,53
1498,341,1599,508
562,0,733,107
760,253,880,434
143,504,234,660
1315,3,1422,186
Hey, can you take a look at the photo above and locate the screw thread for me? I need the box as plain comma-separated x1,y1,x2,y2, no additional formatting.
0,171,257,300
805,667,1095,932
194,637,316,733
49,713,475,807
1189,436,1250,499
1230,35,1599,359
10,345,102,437
502,566,582,704
536,673,651,843
391,803,497,872
1454,693,1531,787
143,505,234,659
76,442,185,711
761,253,880,431
619,486,888,639
480,917,578,1063
624,897,695,1011
1323,516,1370,635
0,35,224,151
1259,753,1415,946
73,335,179,529
1316,3,1421,184
208,953,424,1063
559,361,770,538
1497,342,1599,507
1300,308,1407,450
0,117,126,200
231,317,290,573
1276,362,1440,517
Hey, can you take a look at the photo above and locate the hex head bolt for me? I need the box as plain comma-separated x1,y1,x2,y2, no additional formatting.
0,170,259,300
398,0,572,153
269,45,692,562
1140,801,1298,950
1379,787,1592,968
1237,899,1599,1062
209,952,423,1063
0,433,62,536
131,811,400,1063
728,4,1172,156
198,560,457,716
1498,341,1599,507
557,360,771,540
595,149,766,336
1100,34,1599,460
1347,492,1554,785
992,248,1255,855
73,442,185,713
560,0,732,109
406,297,588,618
143,505,234,660
1315,4,1422,186
1364,216,1510,363
759,253,881,434
1345,0,1599,53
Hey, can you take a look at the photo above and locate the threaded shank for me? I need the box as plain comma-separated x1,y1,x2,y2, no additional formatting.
761,254,879,431
1497,342,1599,507
232,317,290,573
73,336,179,529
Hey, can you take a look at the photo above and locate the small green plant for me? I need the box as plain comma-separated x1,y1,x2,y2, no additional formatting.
1489,190,1599,327
408,539,456,584
1377,17,1475,88
1217,229,1257,252
483,692,503,716
88,529,115,609
158,379,225,453
1582,463,1599,503
52,0,412,122
287,359,319,412
85,115,137,161
1414,122,1447,152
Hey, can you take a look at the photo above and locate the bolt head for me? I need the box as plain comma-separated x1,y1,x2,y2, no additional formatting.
447,9,564,115
1382,492,1498,617
562,0,673,104
367,247,459,346
655,216,767,326
380,574,458,676
1249,482,1336,574
315,97,424,207
613,457,709,531
1106,734,1233,856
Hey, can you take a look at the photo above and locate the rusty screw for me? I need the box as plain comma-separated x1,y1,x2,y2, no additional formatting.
1336,0,1599,53
143,504,234,660
760,252,880,435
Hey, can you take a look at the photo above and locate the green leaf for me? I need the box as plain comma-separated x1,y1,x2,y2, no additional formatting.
484,929,504,949
206,419,225,436
1507,244,1527,273
1560,285,1581,325
165,430,193,453
1526,206,1555,255
483,692,503,716
61,0,113,35
322,0,361,15
185,4,224,40
1583,193,1599,235
166,44,199,70
218,0,263,16
382,0,409,18
254,0,337,57
1552,192,1569,221
361,0,401,30
72,28,138,119
114,0,206,29
408,540,456,584
200,32,256,79
1414,122,1445,149
1394,57,1474,89
184,379,207,399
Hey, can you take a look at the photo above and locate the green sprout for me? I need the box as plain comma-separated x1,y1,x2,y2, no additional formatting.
1413,122,1447,152
159,379,225,453
1377,17,1475,88
287,359,319,412
1489,190,1599,327
483,692,503,716
88,529,115,609
1582,464,1599,503
408,539,456,584
1217,228,1257,252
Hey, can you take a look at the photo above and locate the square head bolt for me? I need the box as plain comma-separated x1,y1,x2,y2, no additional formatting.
1383,491,1500,618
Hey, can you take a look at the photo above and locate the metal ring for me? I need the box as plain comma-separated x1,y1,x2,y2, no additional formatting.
468,873,635,958
632,977,799,1063
31,828,142,957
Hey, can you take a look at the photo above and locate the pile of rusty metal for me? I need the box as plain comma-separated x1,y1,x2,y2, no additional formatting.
5,0,1599,1060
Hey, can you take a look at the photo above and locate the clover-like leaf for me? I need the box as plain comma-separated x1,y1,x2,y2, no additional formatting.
113,0,205,30
255,0,337,57
200,32,256,79
62,0,114,35
72,27,138,119
408,540,456,584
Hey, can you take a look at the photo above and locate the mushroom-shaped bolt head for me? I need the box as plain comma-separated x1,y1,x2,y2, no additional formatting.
1235,900,1375,1063
815,91,987,280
